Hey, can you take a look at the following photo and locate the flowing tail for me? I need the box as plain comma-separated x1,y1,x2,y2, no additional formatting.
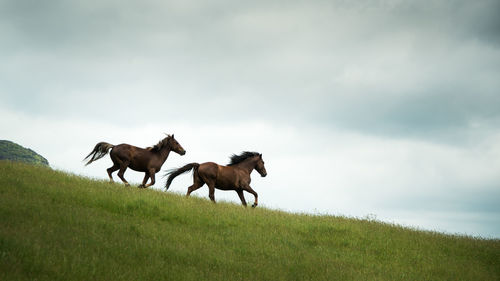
165,163,200,190
83,142,115,166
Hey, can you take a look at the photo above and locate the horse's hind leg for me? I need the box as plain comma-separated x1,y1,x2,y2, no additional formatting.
107,164,119,183
186,174,205,196
186,176,204,196
117,163,130,186
207,182,216,203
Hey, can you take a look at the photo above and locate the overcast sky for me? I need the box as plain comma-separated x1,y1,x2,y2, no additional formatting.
1,0,499,238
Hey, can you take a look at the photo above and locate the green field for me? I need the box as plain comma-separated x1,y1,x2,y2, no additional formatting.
1,161,499,280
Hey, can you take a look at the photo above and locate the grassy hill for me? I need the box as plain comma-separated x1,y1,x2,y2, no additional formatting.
0,140,49,166
1,161,498,281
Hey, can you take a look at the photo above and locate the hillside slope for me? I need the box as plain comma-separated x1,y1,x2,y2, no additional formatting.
0,161,498,281
0,140,49,166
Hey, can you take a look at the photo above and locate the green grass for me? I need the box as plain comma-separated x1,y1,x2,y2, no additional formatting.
1,161,499,281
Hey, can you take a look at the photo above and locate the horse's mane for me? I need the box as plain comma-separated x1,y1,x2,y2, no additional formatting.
150,137,169,152
227,151,260,166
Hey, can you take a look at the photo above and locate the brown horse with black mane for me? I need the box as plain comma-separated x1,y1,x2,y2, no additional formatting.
84,134,186,188
165,152,267,207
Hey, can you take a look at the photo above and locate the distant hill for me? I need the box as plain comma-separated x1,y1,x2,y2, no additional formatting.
0,140,49,166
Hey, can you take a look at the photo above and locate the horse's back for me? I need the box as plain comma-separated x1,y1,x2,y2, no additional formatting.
110,143,132,154
110,143,146,161
198,162,218,175
199,162,247,190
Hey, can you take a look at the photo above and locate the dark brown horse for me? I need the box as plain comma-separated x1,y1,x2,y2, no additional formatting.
165,152,267,207
84,134,186,188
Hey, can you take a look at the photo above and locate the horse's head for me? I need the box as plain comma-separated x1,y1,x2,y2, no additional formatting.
165,134,186,156
255,154,267,177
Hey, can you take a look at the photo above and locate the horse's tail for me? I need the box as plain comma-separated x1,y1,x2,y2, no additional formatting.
83,142,115,166
165,163,200,190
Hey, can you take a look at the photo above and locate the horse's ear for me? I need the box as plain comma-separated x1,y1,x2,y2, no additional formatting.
259,154,262,158
172,134,174,139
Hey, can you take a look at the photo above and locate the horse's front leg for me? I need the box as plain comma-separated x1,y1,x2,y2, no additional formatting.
139,173,150,188
236,189,247,207
244,185,258,208
144,169,156,188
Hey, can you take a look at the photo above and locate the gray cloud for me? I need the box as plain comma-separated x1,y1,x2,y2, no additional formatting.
2,0,499,135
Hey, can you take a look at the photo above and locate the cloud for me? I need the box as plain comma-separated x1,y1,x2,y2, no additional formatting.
2,0,499,134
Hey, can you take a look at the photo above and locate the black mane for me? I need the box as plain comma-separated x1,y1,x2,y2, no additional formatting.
150,136,170,152
227,151,260,166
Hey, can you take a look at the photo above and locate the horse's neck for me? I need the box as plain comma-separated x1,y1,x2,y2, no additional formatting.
157,147,171,163
236,159,256,174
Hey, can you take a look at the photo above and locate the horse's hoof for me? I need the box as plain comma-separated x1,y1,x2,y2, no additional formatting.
252,204,257,208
